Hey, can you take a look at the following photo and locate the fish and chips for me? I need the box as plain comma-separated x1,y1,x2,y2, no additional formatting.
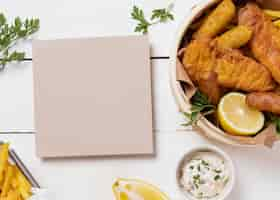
181,0,280,136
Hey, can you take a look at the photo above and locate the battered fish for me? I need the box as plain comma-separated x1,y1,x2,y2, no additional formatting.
239,3,280,84
197,71,222,105
183,39,275,92
246,92,280,114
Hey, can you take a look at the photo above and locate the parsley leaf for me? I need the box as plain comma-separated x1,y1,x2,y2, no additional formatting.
214,175,221,181
131,6,151,34
131,3,174,34
0,13,40,70
182,91,215,126
151,7,174,22
266,113,280,135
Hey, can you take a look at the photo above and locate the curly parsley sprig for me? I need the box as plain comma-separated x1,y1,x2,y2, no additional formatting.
131,3,174,34
182,91,216,126
0,13,40,70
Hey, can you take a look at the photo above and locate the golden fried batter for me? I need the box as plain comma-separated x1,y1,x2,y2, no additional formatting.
194,0,236,39
215,25,252,49
246,92,280,114
239,3,280,84
182,39,216,82
197,71,222,105
182,39,275,92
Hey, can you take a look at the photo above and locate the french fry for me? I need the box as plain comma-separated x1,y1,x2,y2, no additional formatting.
264,9,280,20
15,167,31,192
0,144,9,187
194,0,236,39
14,167,31,200
5,190,21,200
216,25,252,48
17,187,30,200
11,178,18,189
1,165,15,197
0,143,32,200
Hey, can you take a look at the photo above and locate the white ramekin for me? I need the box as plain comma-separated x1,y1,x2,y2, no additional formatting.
176,145,235,200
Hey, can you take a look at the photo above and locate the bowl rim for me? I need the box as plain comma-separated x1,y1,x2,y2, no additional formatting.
169,0,257,147
176,145,236,200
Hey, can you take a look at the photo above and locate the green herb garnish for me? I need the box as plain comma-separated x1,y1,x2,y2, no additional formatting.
131,6,151,34
214,175,221,181
224,177,229,184
151,6,174,22
201,160,209,166
266,112,280,135
182,91,215,126
0,13,40,70
131,3,174,34
190,166,194,170
193,174,200,180
214,169,222,173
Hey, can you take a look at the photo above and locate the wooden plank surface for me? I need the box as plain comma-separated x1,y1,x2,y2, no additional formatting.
1,1,280,200
0,0,200,130
1,133,279,200
1,0,202,57
0,61,34,132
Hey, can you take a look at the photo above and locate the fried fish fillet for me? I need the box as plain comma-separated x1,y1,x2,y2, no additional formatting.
239,3,280,84
197,71,222,105
246,92,280,114
256,0,280,10
182,39,275,92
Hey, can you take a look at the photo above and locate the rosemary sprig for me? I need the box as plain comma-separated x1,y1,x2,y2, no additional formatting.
182,91,215,126
0,13,40,70
131,3,174,34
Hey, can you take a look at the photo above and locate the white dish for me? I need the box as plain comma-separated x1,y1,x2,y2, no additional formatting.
176,146,235,200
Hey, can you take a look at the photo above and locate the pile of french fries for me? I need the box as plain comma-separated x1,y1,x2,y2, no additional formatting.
0,144,31,200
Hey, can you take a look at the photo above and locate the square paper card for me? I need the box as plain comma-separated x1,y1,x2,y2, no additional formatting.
33,36,154,158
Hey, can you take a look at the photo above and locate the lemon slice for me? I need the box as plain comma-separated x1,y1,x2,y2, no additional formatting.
112,178,169,200
218,92,264,135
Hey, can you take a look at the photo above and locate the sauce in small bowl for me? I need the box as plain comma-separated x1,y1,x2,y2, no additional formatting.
176,146,235,200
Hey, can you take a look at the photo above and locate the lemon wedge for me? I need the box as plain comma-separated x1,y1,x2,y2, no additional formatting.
218,92,264,135
112,178,169,200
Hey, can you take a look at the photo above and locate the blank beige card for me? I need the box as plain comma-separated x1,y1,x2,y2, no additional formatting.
33,36,154,158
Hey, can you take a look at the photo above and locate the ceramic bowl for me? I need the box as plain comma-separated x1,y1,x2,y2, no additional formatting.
176,145,235,200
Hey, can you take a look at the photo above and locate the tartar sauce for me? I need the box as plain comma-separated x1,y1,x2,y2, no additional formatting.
179,152,229,199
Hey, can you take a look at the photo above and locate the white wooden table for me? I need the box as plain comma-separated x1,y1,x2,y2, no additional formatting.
1,0,280,199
